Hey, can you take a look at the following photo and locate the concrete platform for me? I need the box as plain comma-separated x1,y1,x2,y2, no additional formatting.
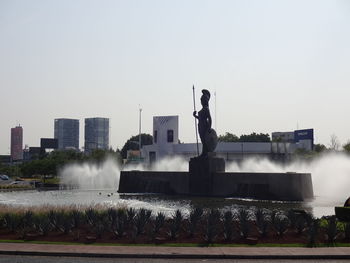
0,243,350,259
119,170,313,201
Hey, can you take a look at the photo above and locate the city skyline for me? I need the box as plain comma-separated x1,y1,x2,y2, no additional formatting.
1,0,350,154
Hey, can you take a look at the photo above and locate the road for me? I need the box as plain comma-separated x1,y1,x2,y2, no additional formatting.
0,256,349,263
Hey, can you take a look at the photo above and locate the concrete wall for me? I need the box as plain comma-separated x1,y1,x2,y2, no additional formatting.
119,170,313,201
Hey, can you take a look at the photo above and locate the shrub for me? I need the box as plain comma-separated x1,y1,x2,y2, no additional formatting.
238,208,250,239
169,209,183,239
255,208,269,238
151,212,165,240
325,216,339,246
204,209,221,243
188,207,203,238
135,208,152,236
307,218,320,247
223,210,234,241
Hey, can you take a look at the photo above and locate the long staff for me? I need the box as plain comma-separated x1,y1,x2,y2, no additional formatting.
192,85,199,156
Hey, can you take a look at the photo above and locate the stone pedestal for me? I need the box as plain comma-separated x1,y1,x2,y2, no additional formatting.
189,155,225,196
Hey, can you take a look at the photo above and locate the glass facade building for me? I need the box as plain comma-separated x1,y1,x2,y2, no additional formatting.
54,119,79,150
84,117,109,153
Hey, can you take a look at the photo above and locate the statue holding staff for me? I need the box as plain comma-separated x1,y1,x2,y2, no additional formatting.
193,89,218,157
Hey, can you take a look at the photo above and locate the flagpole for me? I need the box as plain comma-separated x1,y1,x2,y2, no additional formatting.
192,85,199,156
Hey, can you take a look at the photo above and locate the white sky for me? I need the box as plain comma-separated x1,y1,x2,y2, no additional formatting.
1,0,350,154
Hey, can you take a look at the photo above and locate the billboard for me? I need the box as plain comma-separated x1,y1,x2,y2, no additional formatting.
40,138,58,149
294,129,314,142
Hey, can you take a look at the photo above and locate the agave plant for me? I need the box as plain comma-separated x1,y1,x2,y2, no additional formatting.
343,222,350,241
255,208,269,238
151,212,165,239
55,211,73,234
85,207,99,226
169,209,183,239
3,213,22,233
71,209,84,229
273,214,290,237
307,218,320,247
223,210,234,241
126,207,136,225
114,209,127,238
34,213,51,236
134,208,152,236
325,216,339,246
238,208,250,239
188,207,203,238
204,209,220,243
295,215,307,234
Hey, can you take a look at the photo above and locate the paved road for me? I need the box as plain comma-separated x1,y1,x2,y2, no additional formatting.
0,256,350,263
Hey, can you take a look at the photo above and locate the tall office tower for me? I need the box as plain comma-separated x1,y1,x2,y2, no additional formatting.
84,117,109,153
54,119,79,150
11,126,23,161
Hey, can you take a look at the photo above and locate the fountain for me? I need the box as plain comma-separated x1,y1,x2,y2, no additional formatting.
119,89,314,201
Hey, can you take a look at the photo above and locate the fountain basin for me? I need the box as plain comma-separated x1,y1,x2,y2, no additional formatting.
118,170,313,201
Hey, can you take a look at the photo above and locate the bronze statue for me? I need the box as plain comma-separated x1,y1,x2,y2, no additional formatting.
193,89,218,156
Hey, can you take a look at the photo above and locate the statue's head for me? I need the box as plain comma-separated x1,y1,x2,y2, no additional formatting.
201,89,210,107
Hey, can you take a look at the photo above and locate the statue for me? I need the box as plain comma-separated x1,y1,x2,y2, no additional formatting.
193,89,218,157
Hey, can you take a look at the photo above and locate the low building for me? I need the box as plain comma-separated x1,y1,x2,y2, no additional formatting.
142,115,313,164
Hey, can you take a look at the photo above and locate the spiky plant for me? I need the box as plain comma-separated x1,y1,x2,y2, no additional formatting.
188,207,203,238
126,207,136,225
71,209,84,229
325,216,339,246
135,208,152,236
274,215,290,237
204,209,220,243
114,209,127,238
85,207,99,226
152,212,165,239
307,218,320,247
238,208,250,239
223,210,234,241
169,209,183,239
255,208,269,238
34,213,51,236
344,222,350,241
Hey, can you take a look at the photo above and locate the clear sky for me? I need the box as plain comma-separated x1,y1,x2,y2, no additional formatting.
1,0,350,154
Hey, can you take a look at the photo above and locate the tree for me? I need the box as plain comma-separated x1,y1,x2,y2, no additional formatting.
329,134,340,151
343,142,350,153
239,132,271,142
218,132,239,142
120,133,153,159
314,144,327,153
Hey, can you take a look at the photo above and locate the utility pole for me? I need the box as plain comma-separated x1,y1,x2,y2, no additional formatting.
138,106,142,160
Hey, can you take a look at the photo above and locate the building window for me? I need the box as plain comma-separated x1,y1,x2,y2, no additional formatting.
167,130,174,143
154,130,157,144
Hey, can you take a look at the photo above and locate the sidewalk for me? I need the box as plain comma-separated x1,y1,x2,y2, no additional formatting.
1,243,350,259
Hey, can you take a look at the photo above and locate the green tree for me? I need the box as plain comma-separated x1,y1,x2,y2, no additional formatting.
120,133,153,159
314,144,327,153
218,132,239,142
343,142,350,153
239,132,271,142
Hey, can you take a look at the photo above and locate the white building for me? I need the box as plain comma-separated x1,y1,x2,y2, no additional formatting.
142,115,309,164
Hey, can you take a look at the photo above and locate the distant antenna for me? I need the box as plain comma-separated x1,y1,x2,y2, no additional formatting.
138,105,142,159
297,122,299,130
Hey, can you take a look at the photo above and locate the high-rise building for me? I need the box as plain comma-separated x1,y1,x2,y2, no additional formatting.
84,117,109,153
54,119,79,150
11,126,23,161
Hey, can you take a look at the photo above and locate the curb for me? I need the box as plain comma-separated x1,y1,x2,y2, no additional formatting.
1,250,350,259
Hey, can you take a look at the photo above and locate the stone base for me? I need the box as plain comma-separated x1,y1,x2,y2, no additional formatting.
189,155,225,196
